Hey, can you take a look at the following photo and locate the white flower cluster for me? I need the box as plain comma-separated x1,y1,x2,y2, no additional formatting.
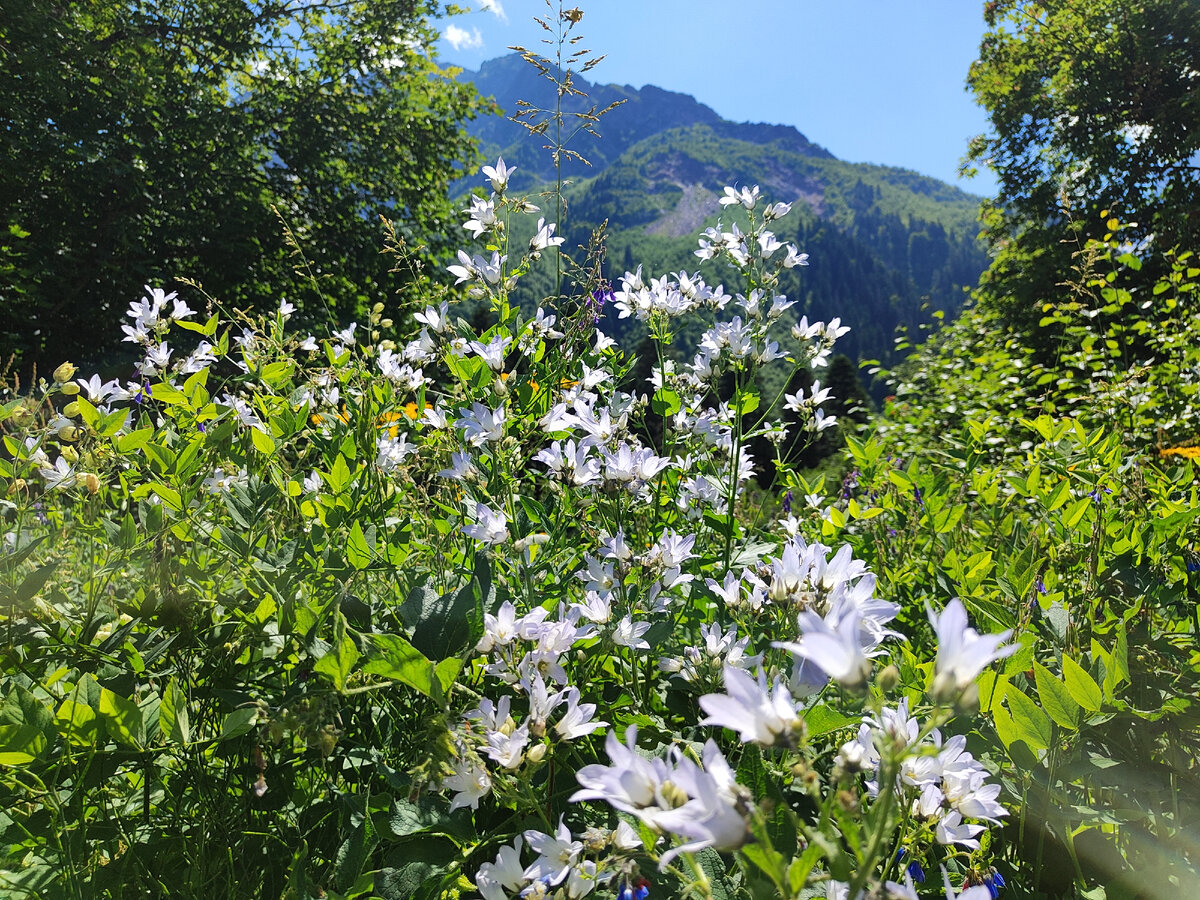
475,820,642,900
572,726,752,867
839,699,1008,850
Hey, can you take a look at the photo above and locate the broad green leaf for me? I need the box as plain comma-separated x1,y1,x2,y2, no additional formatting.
148,381,187,405
116,426,154,454
55,698,100,747
13,562,58,606
1005,685,1052,750
98,688,146,749
1034,663,1079,730
260,359,295,388
650,387,682,417
160,677,191,745
346,520,372,571
251,427,276,454
0,724,46,766
221,707,259,740
314,615,360,693
327,454,352,493
1062,656,1103,712
1063,497,1091,530
803,704,857,737
363,634,437,699
735,389,760,416
95,407,129,437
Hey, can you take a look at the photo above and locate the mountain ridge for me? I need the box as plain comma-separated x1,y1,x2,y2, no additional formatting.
454,54,988,370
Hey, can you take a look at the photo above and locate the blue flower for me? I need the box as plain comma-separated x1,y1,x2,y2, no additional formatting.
619,876,650,900
906,859,926,883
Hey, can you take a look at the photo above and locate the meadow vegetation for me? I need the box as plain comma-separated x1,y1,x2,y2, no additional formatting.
0,2,1198,899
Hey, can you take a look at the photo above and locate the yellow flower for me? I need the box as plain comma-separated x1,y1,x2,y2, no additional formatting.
1158,445,1200,460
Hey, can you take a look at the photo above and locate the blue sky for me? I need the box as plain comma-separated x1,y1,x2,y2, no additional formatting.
437,1,999,196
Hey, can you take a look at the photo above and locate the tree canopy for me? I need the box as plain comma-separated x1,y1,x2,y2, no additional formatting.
1,0,485,371
966,0,1200,332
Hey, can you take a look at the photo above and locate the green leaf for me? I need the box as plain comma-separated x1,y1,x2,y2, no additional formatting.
400,581,474,662
1034,663,1079,730
251,427,276,454
347,520,372,570
148,381,187,405
735,388,760,416
55,697,101,747
1063,497,1091,530
160,677,191,744
1005,685,1053,750
0,724,46,766
260,359,295,388
314,614,360,693
95,407,129,437
98,688,146,749
116,426,155,454
650,387,682,417
221,707,259,740
803,704,857,737
363,634,438,699
1062,656,1103,712
327,454,352,493
387,796,456,838
13,561,58,606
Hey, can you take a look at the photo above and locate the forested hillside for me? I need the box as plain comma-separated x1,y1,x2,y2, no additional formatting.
460,54,989,367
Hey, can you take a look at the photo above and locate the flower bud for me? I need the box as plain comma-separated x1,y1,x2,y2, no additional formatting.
955,681,980,716
877,664,901,693
372,302,386,314
80,472,101,494
59,382,80,396
53,362,77,383
62,401,80,418
525,742,547,764
931,670,961,707
58,425,79,442
381,318,393,329
61,446,79,464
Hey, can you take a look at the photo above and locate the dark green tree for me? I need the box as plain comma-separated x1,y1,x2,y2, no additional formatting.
0,0,486,371
965,0,1200,336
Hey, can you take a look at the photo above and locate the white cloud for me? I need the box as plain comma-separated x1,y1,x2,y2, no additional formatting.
479,0,508,22
444,24,484,51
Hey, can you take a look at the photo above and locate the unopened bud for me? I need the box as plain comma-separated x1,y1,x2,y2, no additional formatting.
80,472,101,494
525,742,547,764
58,425,79,442
60,382,80,396
62,401,80,418
381,318,393,329
877,664,900,693
372,302,385,314
956,682,980,716
53,362,77,383
61,446,79,464
931,670,960,707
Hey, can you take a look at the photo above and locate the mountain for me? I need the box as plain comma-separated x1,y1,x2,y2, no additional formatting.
456,54,988,369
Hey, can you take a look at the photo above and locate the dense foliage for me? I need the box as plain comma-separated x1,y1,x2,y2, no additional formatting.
965,0,1200,337
0,0,484,372
0,3,1198,899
